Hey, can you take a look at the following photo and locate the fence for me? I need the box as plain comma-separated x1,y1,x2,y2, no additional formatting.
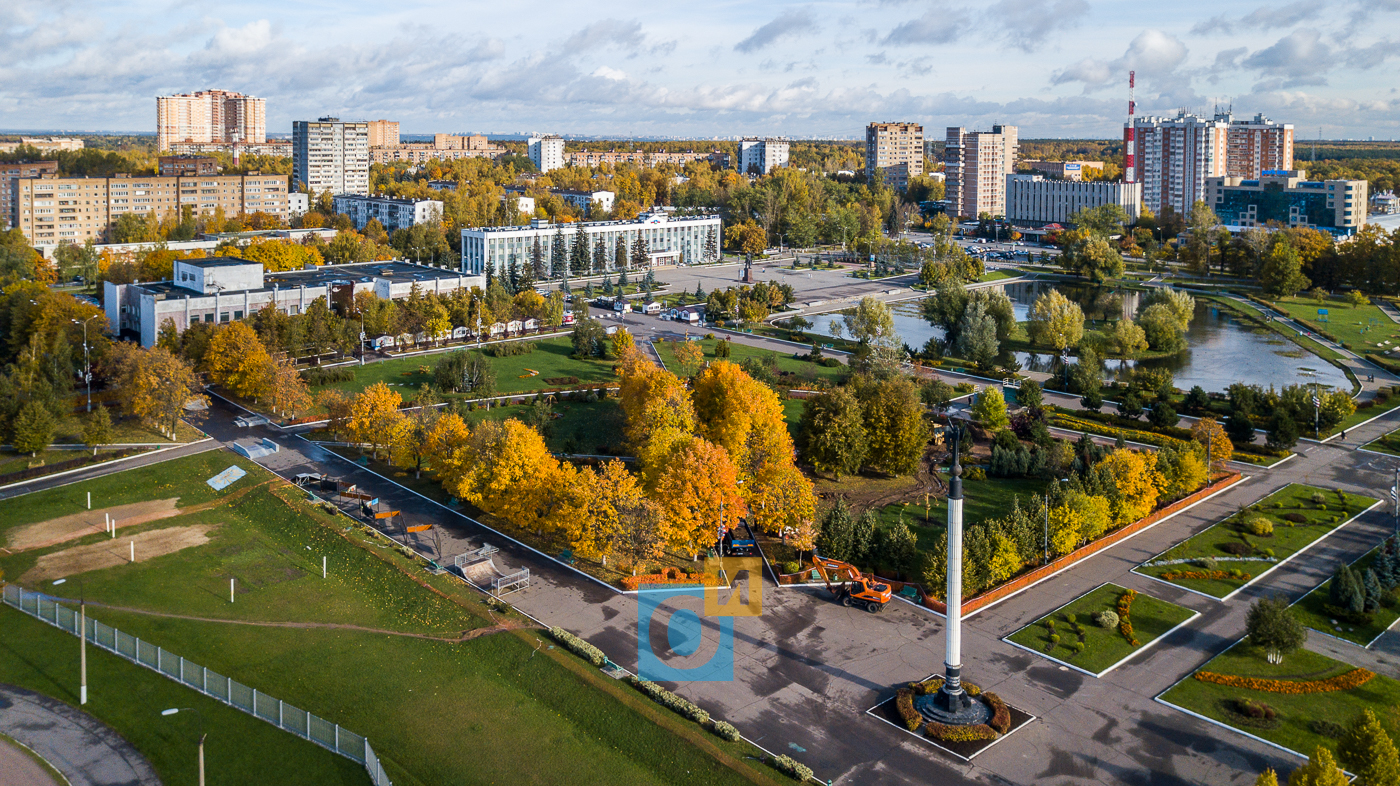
3,584,391,786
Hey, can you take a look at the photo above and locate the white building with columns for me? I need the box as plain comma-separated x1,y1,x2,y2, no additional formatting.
106,258,484,347
459,212,722,278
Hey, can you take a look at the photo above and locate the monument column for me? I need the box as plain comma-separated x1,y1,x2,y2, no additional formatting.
936,430,970,712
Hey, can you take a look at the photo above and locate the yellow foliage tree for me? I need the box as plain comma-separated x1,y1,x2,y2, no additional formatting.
987,531,1023,584
317,389,352,441
610,328,635,359
691,360,793,480
268,363,312,419
1098,449,1165,524
617,348,696,485
673,340,704,377
655,437,746,558
1066,490,1113,542
1190,416,1233,469
442,419,562,534
745,462,817,537
348,382,405,459
1047,504,1084,558
103,343,207,439
570,460,647,564
424,412,473,483
204,321,276,401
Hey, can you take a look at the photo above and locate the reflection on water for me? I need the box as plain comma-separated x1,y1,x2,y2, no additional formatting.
807,281,1350,393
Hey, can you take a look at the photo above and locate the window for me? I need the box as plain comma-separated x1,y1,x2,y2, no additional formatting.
220,312,230,322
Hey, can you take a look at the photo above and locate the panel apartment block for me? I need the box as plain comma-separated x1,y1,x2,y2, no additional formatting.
1128,111,1292,217
2,160,59,229
293,118,370,196
945,125,1018,218
865,122,924,190
13,172,290,246
157,90,266,152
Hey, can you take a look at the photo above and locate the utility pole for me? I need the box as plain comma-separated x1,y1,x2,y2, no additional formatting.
72,316,99,412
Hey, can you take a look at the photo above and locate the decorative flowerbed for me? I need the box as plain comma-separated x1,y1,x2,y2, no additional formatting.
873,676,1035,760
623,567,721,591
1005,583,1197,676
1193,668,1376,694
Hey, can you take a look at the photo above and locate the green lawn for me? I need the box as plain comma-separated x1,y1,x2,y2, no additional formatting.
0,605,367,786
459,398,628,456
1,453,785,786
1135,484,1380,598
1006,583,1196,675
1361,427,1400,457
653,338,847,386
310,336,620,401
1159,641,1400,758
1271,295,1397,352
1292,541,1400,646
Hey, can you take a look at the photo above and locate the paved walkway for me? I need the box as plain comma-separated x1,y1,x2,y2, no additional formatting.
0,684,160,786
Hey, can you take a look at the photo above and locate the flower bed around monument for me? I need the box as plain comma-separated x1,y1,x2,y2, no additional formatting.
893,677,1011,743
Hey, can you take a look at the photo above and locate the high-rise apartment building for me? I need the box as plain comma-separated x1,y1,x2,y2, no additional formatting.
2,161,60,229
737,138,790,175
293,118,370,196
528,135,566,173
367,120,400,148
156,90,266,152
12,172,290,246
865,123,924,190
944,125,1019,218
1127,111,1292,216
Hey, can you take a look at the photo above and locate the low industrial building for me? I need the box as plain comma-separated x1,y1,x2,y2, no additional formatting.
332,194,442,232
1005,174,1142,226
1205,170,1367,235
106,258,484,346
460,212,722,277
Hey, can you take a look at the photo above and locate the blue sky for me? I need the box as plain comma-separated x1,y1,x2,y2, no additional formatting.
2,0,1397,139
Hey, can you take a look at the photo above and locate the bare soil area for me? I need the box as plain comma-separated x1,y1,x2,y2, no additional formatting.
6,499,181,552
19,523,219,583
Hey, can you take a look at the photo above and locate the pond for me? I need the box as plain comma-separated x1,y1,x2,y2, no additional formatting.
807,280,1351,393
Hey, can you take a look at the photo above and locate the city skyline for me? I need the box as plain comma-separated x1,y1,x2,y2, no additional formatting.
2,0,1398,139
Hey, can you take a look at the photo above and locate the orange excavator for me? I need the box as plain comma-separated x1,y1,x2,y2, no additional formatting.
810,556,892,612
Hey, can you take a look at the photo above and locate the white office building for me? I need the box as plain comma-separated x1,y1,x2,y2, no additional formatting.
332,194,442,232
293,118,370,196
559,189,614,215
287,192,309,217
1006,175,1142,226
460,212,722,277
738,138,789,175
528,135,566,173
106,258,483,347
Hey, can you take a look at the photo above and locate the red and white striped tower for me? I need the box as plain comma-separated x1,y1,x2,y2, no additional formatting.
1124,71,1136,184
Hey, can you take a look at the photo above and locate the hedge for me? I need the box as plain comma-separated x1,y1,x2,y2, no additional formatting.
1193,668,1375,694
771,754,814,782
1116,588,1140,647
1051,411,1286,460
628,677,711,724
1160,569,1252,582
925,719,998,743
548,627,607,667
709,720,741,742
984,692,1012,734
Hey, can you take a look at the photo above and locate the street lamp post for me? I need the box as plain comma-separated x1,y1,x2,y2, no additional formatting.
161,708,206,786
53,578,85,703
72,316,100,412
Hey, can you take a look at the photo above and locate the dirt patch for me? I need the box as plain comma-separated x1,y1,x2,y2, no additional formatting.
809,444,948,512
6,499,181,552
20,524,219,583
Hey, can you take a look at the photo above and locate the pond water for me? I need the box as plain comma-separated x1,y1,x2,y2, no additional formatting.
807,281,1350,393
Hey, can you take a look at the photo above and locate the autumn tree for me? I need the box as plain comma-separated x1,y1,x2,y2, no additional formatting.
424,412,472,483
1096,449,1164,524
746,462,817,539
610,328,635,359
691,360,793,480
392,405,439,479
1027,289,1085,351
1286,747,1348,786
1337,709,1400,786
82,406,113,456
971,385,1010,430
103,343,206,439
655,436,747,558
441,419,571,535
797,387,868,478
1260,236,1311,298
617,348,696,485
570,460,646,567
318,389,353,441
1190,416,1233,468
348,382,406,460
673,340,704,376
205,321,276,401
855,375,930,476
268,363,312,419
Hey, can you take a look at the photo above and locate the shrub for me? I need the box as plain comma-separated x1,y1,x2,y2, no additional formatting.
1263,548,1275,558
1219,541,1253,556
1048,634,1061,645
484,341,535,357
895,688,921,730
1194,669,1375,693
629,677,711,723
1245,518,1274,537
1311,492,1327,505
771,754,814,782
1095,610,1119,628
1283,513,1307,523
985,692,1012,734
299,366,356,385
1310,720,1346,739
924,721,998,743
1198,557,1220,571
965,466,987,481
782,561,802,575
710,720,742,742
1064,612,1077,624
1318,503,1327,511
1236,698,1278,720
1045,619,1056,630
1070,642,1085,654
549,627,607,667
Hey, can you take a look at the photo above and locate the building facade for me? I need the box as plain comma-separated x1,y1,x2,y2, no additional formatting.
1205,170,1366,236
367,120,400,148
369,134,506,164
559,189,614,215
2,161,60,229
528,136,566,173
738,138,790,175
945,125,1019,218
167,140,291,157
1022,160,1104,181
12,172,291,246
0,138,85,154
158,156,220,177
1128,111,1293,216
1006,174,1142,226
460,212,721,277
293,118,370,196
563,149,716,168
865,123,924,190
156,90,266,152
106,258,484,347
331,194,443,233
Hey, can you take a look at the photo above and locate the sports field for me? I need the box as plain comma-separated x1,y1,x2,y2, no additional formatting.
0,451,784,786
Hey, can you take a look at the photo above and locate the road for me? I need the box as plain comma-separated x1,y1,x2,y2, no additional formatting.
0,684,160,786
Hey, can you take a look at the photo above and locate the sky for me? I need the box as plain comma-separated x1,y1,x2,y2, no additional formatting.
2,0,1398,140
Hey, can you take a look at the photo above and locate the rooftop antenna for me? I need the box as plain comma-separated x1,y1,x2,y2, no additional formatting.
1124,71,1136,184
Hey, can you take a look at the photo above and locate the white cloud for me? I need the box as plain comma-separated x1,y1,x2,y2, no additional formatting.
591,66,628,81
735,9,820,53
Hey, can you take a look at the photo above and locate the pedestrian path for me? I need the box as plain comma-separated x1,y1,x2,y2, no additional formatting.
0,684,159,786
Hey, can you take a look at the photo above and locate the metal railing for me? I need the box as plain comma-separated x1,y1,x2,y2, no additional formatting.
3,584,391,786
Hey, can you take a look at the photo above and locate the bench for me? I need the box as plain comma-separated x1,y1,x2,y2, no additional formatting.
559,549,576,565
898,585,921,602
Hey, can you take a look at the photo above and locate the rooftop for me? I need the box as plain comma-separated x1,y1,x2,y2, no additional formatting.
131,260,474,299
467,212,719,234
